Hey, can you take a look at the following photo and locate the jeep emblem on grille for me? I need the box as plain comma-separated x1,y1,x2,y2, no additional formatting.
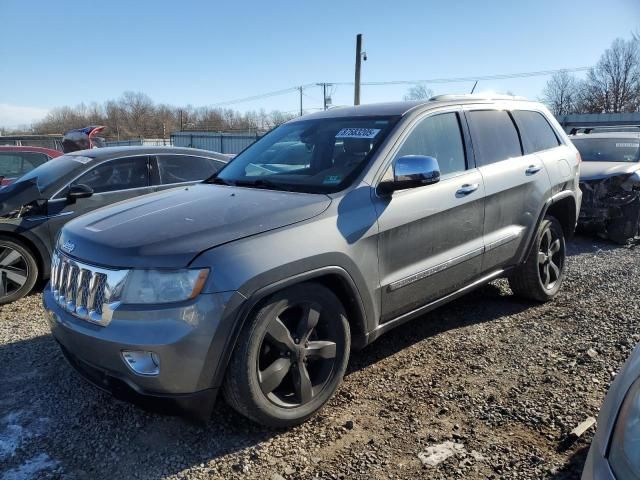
61,240,76,254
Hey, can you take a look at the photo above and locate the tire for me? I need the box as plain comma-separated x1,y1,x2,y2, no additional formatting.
223,282,350,428
509,215,566,302
0,237,39,305
607,199,640,245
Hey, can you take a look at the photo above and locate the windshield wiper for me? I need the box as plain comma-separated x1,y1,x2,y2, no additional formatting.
233,179,295,192
208,176,235,186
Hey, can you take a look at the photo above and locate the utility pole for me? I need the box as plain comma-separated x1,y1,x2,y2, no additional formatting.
298,86,303,116
179,110,184,131
322,83,327,110
354,33,363,105
316,83,331,110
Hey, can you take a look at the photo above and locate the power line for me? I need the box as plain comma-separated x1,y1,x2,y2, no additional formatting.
330,67,591,86
211,84,316,107
208,67,591,107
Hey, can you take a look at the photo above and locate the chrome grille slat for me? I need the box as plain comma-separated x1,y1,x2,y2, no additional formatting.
50,251,128,326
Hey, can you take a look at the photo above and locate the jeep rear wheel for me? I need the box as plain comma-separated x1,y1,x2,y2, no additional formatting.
223,283,350,427
509,215,566,302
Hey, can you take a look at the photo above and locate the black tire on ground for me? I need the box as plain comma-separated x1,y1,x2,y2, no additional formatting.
223,282,350,428
509,215,566,302
0,237,39,305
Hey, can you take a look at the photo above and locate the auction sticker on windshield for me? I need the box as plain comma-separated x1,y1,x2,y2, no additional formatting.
336,128,381,139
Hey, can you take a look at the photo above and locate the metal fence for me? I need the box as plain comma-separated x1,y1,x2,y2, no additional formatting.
170,131,261,154
104,138,172,147
557,112,640,132
0,135,63,150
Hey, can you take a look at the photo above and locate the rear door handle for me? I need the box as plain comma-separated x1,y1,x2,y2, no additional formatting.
525,165,542,175
456,183,479,196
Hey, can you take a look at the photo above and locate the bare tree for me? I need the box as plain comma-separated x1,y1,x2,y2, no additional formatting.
541,71,580,116
579,38,640,113
27,91,297,138
404,84,434,101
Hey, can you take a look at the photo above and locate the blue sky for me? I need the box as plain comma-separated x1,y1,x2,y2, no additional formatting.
1,0,639,127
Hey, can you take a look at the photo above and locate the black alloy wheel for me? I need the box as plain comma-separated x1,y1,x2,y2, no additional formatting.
223,283,350,427
258,300,339,407
509,215,566,302
537,224,564,291
0,238,39,304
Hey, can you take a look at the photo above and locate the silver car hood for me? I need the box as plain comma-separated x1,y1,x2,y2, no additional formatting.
59,183,332,269
580,161,640,181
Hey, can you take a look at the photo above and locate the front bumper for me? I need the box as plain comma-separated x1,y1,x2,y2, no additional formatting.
44,287,236,419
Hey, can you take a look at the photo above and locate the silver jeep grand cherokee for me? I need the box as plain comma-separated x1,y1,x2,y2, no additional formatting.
44,95,582,427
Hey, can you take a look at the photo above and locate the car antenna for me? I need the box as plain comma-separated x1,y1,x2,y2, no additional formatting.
470,81,478,94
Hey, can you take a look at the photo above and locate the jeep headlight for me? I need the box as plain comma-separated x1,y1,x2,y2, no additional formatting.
121,269,209,304
609,378,640,479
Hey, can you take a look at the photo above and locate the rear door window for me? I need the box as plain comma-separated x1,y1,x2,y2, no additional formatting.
156,155,223,185
394,112,467,176
74,156,149,193
467,110,522,166
512,110,560,154
0,152,49,178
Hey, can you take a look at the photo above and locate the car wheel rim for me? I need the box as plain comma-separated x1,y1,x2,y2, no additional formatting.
257,301,339,408
537,226,563,290
0,246,28,298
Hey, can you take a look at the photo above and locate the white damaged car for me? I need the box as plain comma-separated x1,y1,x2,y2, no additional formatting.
572,132,640,244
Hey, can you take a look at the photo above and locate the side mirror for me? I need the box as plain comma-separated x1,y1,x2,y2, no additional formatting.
378,155,441,194
67,184,93,202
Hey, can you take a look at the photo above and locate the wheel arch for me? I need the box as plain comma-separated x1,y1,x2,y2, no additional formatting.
206,266,369,391
519,190,577,264
0,229,51,279
546,194,577,240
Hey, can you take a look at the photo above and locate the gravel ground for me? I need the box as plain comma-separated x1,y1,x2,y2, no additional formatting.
1,234,638,480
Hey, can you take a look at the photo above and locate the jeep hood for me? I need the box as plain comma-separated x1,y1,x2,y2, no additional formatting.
59,183,331,268
580,161,640,181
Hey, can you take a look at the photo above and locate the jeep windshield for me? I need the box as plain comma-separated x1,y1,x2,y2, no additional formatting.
210,116,399,193
572,137,640,163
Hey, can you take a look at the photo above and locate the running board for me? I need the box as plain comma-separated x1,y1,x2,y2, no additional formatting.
366,268,507,344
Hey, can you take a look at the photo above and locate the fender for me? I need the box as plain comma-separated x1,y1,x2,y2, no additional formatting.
518,190,577,265
200,265,370,390
0,224,52,278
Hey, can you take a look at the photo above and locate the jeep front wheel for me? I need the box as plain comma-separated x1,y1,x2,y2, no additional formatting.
223,283,350,427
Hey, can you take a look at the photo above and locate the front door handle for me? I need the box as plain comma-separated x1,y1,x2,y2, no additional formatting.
456,183,479,196
526,165,542,175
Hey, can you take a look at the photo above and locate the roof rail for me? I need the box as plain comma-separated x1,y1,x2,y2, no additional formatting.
429,93,529,102
568,125,640,135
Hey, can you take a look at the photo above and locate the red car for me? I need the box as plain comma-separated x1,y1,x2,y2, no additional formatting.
0,146,63,186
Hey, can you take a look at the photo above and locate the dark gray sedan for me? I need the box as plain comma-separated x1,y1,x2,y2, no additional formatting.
583,343,640,479
0,146,227,303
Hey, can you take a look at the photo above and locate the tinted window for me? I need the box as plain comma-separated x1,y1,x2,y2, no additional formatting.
467,110,522,166
12,153,91,192
0,152,49,178
157,155,223,185
572,138,640,163
74,157,149,193
512,110,560,153
394,112,467,176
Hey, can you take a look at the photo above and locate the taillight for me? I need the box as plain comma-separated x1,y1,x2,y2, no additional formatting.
576,151,582,164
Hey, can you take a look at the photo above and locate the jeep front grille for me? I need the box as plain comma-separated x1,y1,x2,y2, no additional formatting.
51,251,128,326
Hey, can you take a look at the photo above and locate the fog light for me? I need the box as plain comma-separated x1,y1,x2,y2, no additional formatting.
121,350,160,376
